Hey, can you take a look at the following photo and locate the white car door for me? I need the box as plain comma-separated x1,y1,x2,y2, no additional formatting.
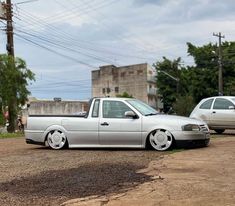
210,98,235,128
99,100,142,146
195,98,214,125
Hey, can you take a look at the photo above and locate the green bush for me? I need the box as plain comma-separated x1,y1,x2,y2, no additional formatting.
173,95,196,117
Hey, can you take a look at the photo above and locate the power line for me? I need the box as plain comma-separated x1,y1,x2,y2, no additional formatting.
15,28,119,65
15,33,97,69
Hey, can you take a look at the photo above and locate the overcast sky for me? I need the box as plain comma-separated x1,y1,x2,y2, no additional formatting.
0,0,235,100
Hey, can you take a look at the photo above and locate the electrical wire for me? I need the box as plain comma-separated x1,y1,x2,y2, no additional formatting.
15,33,97,69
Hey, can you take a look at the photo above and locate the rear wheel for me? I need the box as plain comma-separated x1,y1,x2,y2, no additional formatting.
214,129,225,134
148,129,174,151
47,130,67,150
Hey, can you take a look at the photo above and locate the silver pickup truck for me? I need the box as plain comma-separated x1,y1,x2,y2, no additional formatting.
25,97,210,151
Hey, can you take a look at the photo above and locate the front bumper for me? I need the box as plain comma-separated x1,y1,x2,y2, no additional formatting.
175,138,210,148
171,130,210,141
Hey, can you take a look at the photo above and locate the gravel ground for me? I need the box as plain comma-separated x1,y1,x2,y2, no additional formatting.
0,137,163,206
0,132,234,206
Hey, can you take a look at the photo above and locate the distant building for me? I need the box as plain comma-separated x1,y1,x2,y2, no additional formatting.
92,63,157,108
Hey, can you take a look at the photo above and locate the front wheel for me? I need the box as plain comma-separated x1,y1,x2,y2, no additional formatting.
47,130,67,150
148,129,174,151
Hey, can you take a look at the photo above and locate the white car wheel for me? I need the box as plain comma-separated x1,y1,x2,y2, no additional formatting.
149,130,173,151
47,130,67,150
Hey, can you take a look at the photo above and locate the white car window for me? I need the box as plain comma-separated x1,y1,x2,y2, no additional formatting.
199,99,214,109
213,98,234,110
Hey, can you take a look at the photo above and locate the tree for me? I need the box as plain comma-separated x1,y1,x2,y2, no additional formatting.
187,41,235,102
153,57,186,113
0,54,35,132
153,41,235,115
116,92,133,98
172,95,195,116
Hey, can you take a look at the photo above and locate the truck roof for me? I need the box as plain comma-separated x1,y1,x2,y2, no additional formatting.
93,97,135,101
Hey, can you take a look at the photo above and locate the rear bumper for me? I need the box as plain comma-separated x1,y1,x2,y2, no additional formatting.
176,138,210,148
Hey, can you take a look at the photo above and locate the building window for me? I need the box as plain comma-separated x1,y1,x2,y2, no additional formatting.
115,87,119,93
129,71,134,75
102,88,106,94
137,70,143,75
121,72,126,77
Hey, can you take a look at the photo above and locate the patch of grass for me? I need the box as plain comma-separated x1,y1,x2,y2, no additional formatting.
0,132,24,139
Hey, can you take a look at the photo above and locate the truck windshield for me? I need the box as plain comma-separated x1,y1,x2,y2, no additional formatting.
126,99,158,116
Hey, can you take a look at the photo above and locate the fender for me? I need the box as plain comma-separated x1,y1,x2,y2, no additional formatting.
43,125,68,142
143,125,175,146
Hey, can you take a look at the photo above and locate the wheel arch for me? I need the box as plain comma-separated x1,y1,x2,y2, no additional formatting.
43,125,68,143
144,125,174,148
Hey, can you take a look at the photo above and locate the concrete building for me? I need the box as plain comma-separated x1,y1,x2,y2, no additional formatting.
92,63,157,108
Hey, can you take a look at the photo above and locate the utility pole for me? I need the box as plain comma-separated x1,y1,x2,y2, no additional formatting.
213,32,225,96
0,0,16,132
6,0,14,57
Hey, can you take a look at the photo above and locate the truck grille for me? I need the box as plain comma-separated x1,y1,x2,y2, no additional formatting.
200,124,209,133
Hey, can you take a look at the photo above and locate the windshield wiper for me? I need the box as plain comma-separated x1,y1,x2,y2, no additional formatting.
145,113,158,116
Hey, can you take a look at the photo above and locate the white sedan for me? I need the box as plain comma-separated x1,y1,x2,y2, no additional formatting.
190,96,235,134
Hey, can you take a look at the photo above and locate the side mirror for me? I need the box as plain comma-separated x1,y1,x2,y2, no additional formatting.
229,106,235,110
125,111,138,119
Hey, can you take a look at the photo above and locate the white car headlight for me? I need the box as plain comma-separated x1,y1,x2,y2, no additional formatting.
182,124,200,131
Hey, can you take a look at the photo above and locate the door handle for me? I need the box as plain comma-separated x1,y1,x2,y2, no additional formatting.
101,122,109,126
212,111,216,114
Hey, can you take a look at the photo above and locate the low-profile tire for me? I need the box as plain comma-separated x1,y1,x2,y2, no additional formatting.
47,130,67,150
214,129,225,134
148,129,174,151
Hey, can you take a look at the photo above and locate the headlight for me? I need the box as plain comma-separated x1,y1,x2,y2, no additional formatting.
182,124,200,131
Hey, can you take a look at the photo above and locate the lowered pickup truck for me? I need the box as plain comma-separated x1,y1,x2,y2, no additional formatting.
25,97,210,151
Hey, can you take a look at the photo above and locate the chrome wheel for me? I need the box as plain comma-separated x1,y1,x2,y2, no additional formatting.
149,130,173,151
47,130,67,150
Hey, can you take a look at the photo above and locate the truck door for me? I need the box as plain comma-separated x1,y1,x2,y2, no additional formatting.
99,100,142,146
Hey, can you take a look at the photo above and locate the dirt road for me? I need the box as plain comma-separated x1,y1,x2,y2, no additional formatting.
0,134,234,206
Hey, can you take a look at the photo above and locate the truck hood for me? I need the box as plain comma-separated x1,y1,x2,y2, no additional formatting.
143,114,207,130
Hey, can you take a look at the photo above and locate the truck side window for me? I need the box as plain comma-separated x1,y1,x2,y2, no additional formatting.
92,100,100,117
103,100,132,118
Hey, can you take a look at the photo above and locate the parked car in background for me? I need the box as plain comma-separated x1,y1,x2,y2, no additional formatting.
190,96,235,134
25,98,210,151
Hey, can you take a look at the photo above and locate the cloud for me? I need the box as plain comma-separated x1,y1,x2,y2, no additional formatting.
1,0,235,100
133,0,168,6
